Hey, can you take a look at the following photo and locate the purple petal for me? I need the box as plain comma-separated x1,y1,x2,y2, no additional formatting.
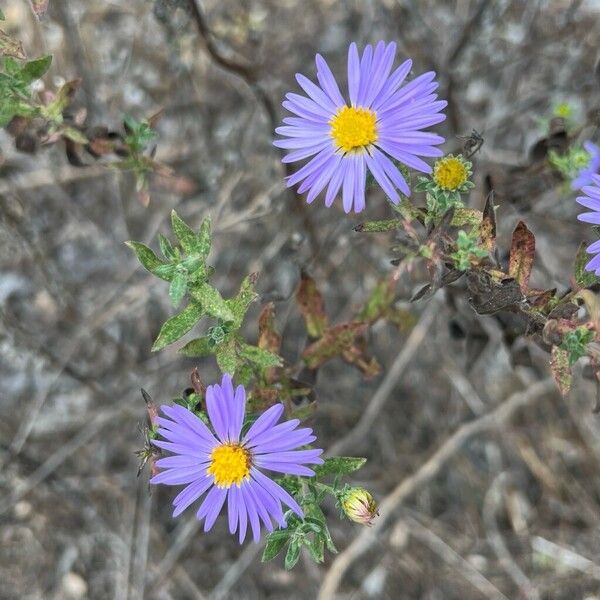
365,151,400,204
246,419,300,449
245,481,275,532
364,42,396,108
255,459,316,476
576,196,600,211
151,439,212,458
243,404,284,444
172,476,213,517
342,155,356,213
229,383,246,442
286,148,335,187
240,483,262,542
578,212,600,224
295,73,338,114
347,42,360,106
150,466,206,485
587,240,600,253
160,404,219,445
251,468,303,517
203,487,228,531
254,449,323,463
285,92,333,119
306,154,343,204
227,485,239,534
282,99,329,123
155,455,208,469
353,155,367,213
371,58,412,111
316,53,346,106
205,384,228,442
376,140,433,174
281,140,333,164
252,430,316,454
325,159,347,207
356,44,373,106
237,485,248,543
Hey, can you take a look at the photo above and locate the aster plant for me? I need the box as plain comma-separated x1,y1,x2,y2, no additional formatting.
576,173,600,276
275,41,447,212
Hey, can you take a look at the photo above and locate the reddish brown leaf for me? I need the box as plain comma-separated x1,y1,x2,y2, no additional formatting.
509,221,535,293
302,322,365,369
480,191,496,253
258,302,281,354
0,29,26,59
297,271,328,339
28,0,49,18
550,345,572,397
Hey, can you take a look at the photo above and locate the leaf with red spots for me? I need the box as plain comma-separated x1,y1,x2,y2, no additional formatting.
297,271,328,339
509,221,535,293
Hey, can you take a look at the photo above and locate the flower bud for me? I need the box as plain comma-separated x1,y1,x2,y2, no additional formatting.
341,488,379,526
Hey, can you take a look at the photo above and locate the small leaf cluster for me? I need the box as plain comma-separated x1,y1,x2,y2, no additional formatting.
0,54,52,126
560,326,595,366
127,211,281,381
262,457,367,568
548,145,591,183
451,229,488,271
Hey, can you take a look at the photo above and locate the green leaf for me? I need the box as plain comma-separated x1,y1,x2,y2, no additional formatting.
262,530,291,562
305,536,325,563
574,242,600,288
284,540,301,570
169,271,187,307
125,241,169,280
313,457,367,478
239,344,282,369
158,233,176,260
216,337,239,375
196,217,211,258
354,219,400,233
152,263,176,281
152,301,204,351
20,54,52,83
171,210,196,253
228,273,258,327
179,336,213,357
190,283,234,321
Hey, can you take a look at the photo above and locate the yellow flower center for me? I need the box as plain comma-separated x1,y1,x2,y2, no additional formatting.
207,443,251,488
433,156,469,191
330,106,378,153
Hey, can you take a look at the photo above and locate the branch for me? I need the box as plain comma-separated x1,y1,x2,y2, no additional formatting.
317,378,556,600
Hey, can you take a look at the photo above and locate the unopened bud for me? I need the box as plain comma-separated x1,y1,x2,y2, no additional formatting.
341,488,379,526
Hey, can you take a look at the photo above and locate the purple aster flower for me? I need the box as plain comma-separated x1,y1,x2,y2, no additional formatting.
274,41,447,213
150,374,323,543
572,141,600,190
576,173,600,275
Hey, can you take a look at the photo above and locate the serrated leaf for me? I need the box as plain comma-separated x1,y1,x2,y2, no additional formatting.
550,345,572,397
302,322,365,369
152,301,204,351
179,336,213,357
239,344,282,369
258,302,281,354
216,337,239,375
313,457,367,478
169,271,187,307
262,530,291,562
125,241,169,279
20,54,52,83
228,273,259,327
508,221,535,293
574,242,600,289
0,29,26,60
171,210,196,253
354,219,400,233
190,283,234,321
284,541,301,570
196,217,211,258
297,271,328,338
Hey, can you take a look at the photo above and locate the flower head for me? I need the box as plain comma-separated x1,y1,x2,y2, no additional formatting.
571,141,600,190
274,41,447,213
433,154,471,191
576,173,600,275
340,487,379,526
150,374,323,543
